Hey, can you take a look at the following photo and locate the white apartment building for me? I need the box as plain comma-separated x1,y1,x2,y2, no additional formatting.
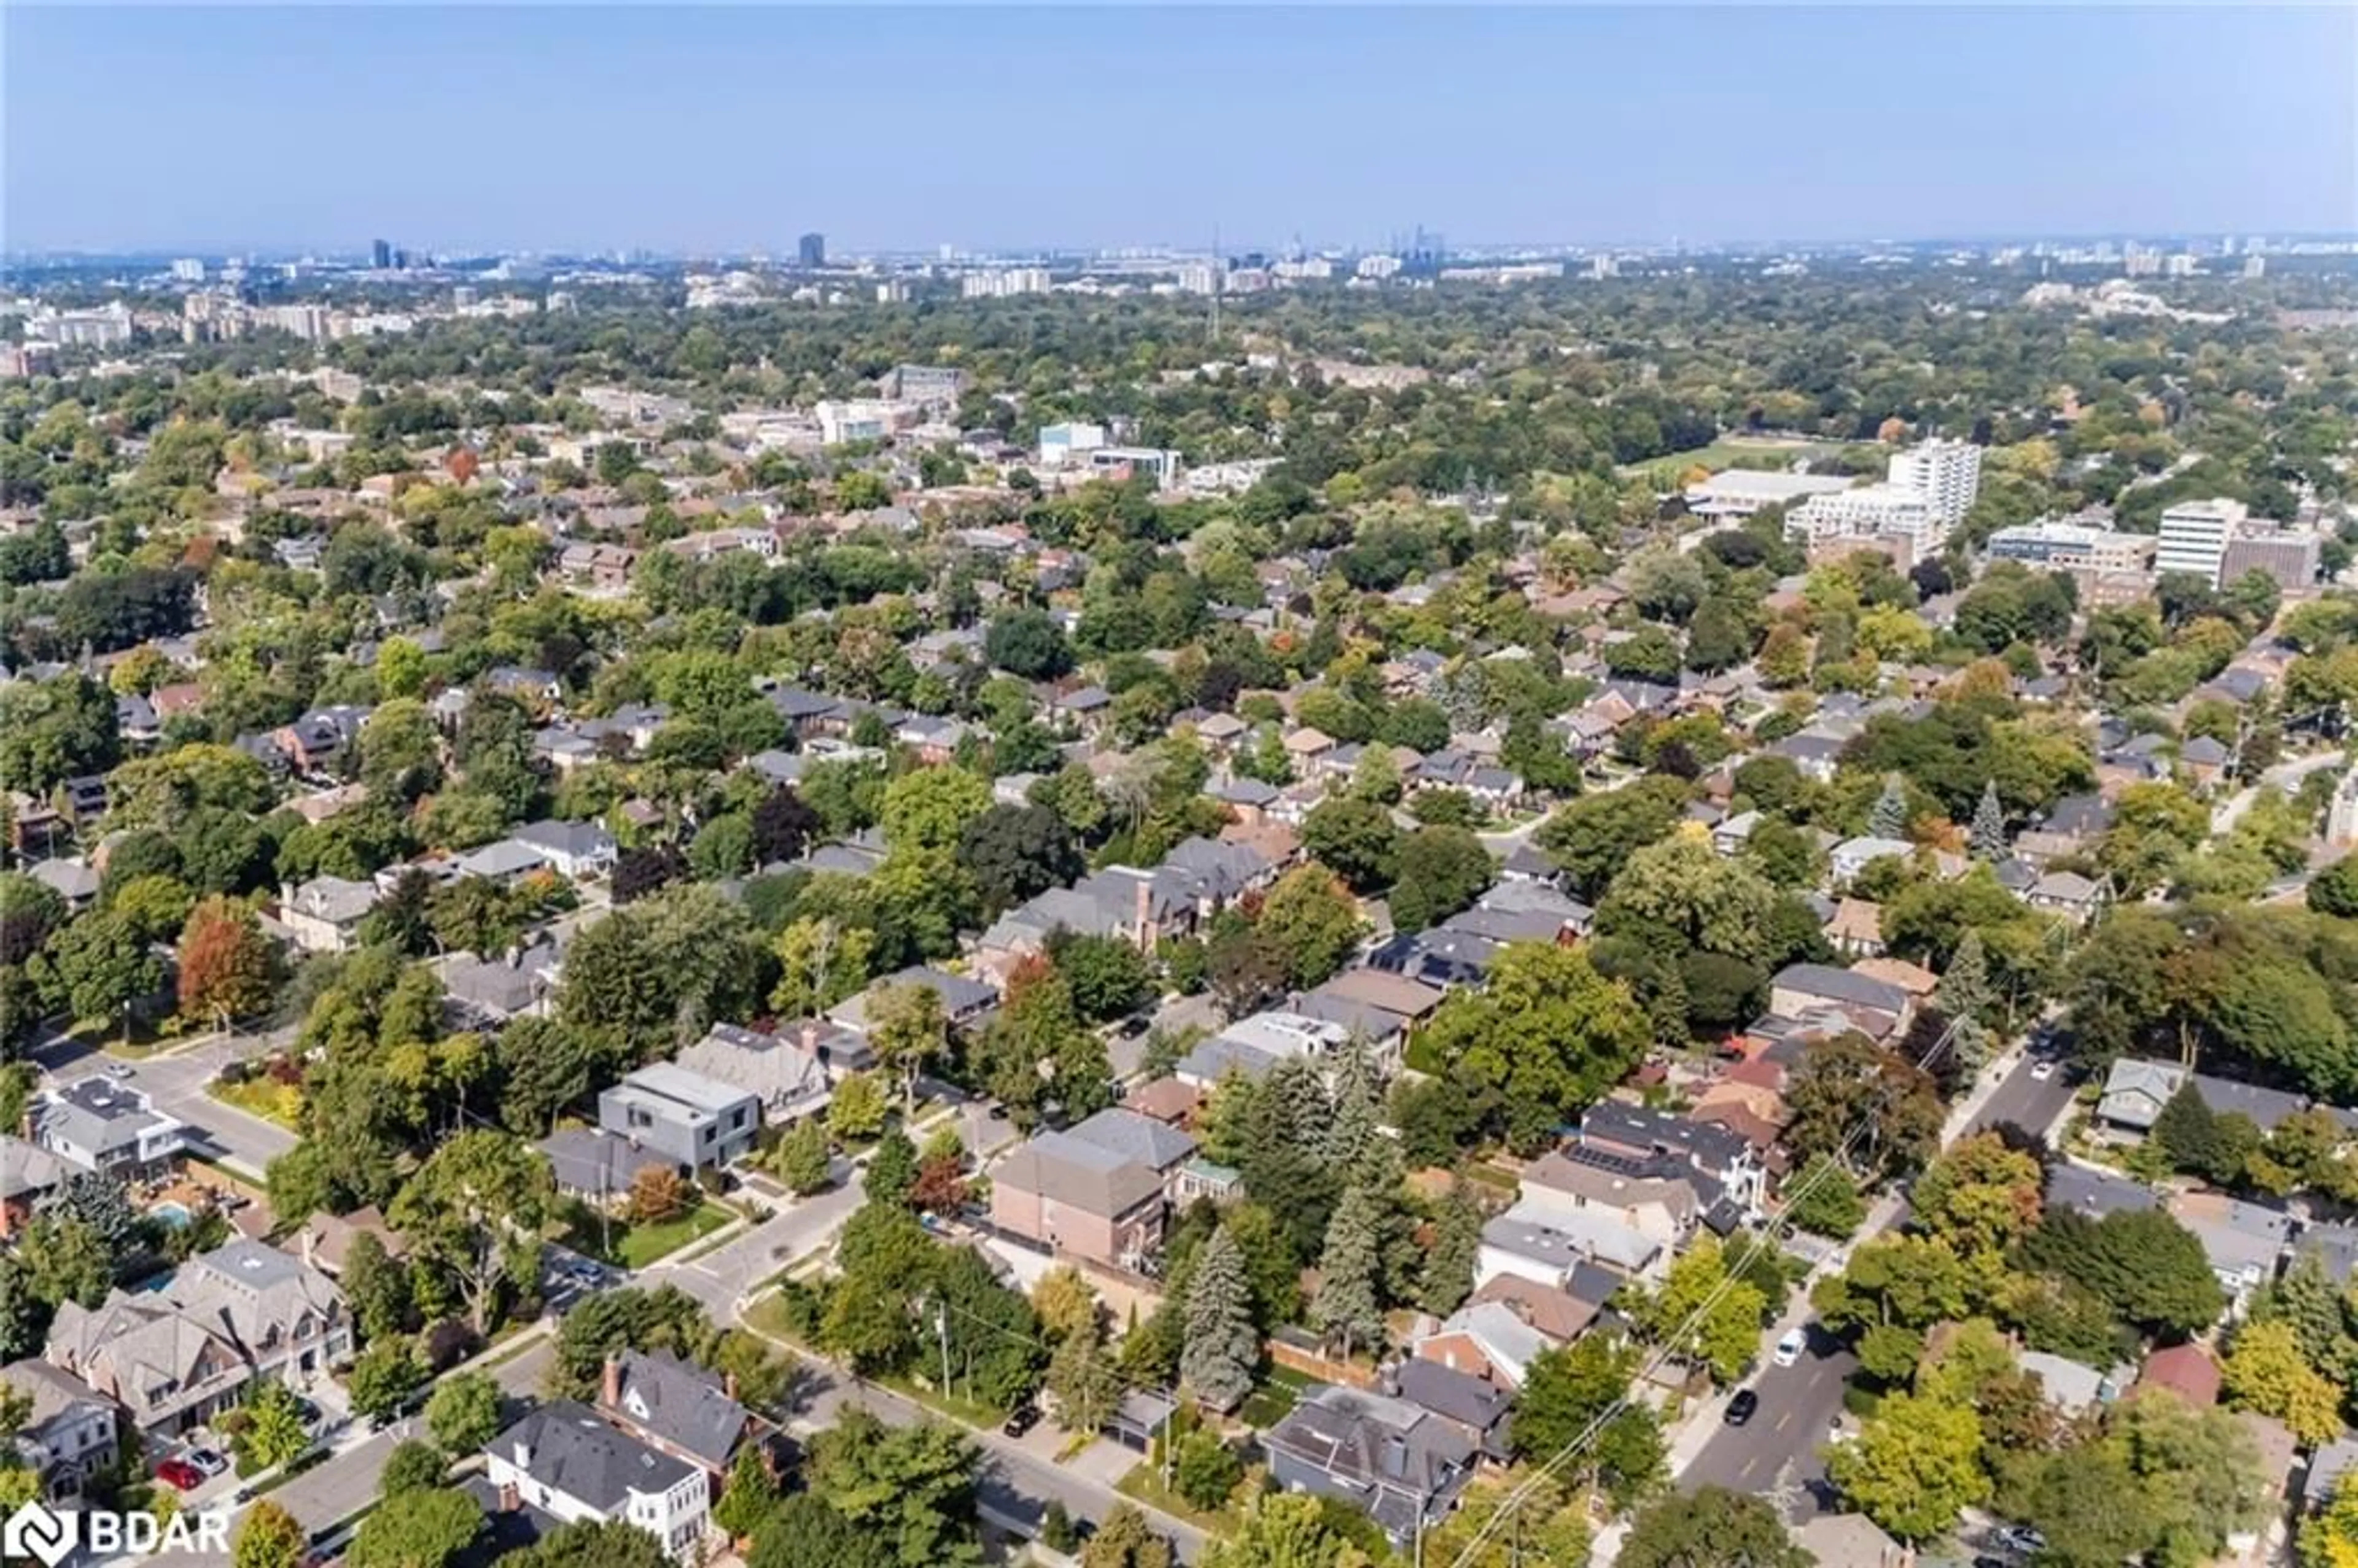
1176,263,1221,295
1787,484,1939,553
169,258,205,282
2157,499,2249,588
1886,438,1983,524
962,268,1050,299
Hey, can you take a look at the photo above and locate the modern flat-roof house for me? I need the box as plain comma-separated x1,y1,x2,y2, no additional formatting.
1,1359,118,1502
45,1239,351,1436
484,1402,711,1561
674,1024,832,1124
33,1077,189,1183
1264,1384,1477,1547
596,1065,760,1173
990,1130,1167,1270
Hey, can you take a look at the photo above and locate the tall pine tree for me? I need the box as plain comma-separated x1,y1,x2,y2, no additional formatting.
1180,1225,1258,1411
1311,1184,1388,1362
1418,1194,1483,1318
1969,781,2008,861
1934,929,1993,1023
1868,775,1910,840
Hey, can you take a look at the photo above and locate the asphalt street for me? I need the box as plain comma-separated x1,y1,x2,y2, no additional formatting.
35,1025,299,1178
1677,1048,2079,1512
637,1162,865,1312
271,1337,556,1535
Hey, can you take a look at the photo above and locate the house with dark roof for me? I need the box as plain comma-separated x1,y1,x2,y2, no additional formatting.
1767,964,1910,1038
1386,1358,1512,1462
675,1023,831,1124
2044,1163,2158,1222
1577,1103,1764,1216
537,1128,681,1206
1061,1108,1198,1195
1264,1384,1477,1546
483,1401,710,1560
598,1351,749,1475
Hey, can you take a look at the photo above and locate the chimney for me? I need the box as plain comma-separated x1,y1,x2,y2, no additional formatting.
497,1482,519,1514
723,1370,737,1402
1133,876,1153,953
601,1354,623,1410
800,1020,819,1054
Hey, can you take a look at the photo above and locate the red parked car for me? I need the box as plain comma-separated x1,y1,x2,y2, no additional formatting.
154,1459,204,1492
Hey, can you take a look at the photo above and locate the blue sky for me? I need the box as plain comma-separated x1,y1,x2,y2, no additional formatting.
7,6,2354,255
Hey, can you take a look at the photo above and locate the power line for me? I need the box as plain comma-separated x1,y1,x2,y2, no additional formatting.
1440,971,2068,1568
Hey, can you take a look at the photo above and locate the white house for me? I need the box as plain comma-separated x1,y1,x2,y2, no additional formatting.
484,1402,711,1561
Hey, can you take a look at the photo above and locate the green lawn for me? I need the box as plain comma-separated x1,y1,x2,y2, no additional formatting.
1237,1364,1323,1429
1115,1464,1236,1538
1618,437,1857,483
561,1200,734,1269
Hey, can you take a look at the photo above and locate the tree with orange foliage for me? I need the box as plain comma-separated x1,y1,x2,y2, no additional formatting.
445,447,480,484
176,896,276,1025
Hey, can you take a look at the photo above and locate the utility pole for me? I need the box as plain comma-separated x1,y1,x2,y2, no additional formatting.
936,1297,952,1394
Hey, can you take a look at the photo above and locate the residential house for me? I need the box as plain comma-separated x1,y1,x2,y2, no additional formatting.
515,820,618,880
1767,964,1910,1039
2167,1191,2290,1316
1,1360,117,1502
2044,1163,2158,1222
1173,1011,1357,1089
26,859,99,912
674,1024,832,1124
1415,1295,1569,1389
1516,1149,1702,1257
0,1138,74,1238
1050,686,1113,735
597,1065,761,1173
33,1077,189,1183
1830,836,1915,885
291,1207,407,1278
2025,869,2106,923
274,705,371,778
538,1128,682,1207
484,1402,711,1561
597,1351,750,1476
1263,1385,1477,1547
1477,1204,1666,1289
1384,1359,1512,1464
45,1239,352,1436
2095,1060,2309,1138
1824,898,1885,958
989,1130,1167,1270
1060,1108,1199,1198
279,875,381,955
442,939,564,1024
2018,1349,2124,1418
1291,969,1446,1058
829,966,998,1033
1576,1102,1765,1217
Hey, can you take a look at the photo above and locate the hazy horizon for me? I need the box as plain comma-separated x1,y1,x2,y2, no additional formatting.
8,6,2355,257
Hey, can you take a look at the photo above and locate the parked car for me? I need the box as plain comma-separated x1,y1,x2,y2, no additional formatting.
1773,1327,1808,1367
154,1459,204,1492
1994,1526,2047,1555
1002,1405,1040,1438
185,1447,229,1478
1724,1390,1759,1427
104,1063,134,1081
2029,1060,2056,1081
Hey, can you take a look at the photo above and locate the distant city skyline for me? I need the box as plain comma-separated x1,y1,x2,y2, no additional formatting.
7,6,2354,256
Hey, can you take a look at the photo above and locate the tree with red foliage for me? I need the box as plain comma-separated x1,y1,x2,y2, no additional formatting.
908,1154,969,1215
177,896,276,1025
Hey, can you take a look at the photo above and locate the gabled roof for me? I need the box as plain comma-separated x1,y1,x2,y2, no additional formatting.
1770,963,1909,1017
492,1400,696,1509
606,1349,747,1469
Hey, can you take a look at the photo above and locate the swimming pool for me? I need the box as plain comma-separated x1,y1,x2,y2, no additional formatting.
149,1201,193,1229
